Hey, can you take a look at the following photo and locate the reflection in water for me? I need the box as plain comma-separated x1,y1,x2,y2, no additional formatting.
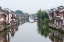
49,30,64,42
0,18,29,42
1,17,64,42
29,16,34,22
37,21,64,42
0,25,18,42
37,25,50,37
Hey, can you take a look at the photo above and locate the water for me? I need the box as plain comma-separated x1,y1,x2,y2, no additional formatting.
0,18,64,42
10,22,51,42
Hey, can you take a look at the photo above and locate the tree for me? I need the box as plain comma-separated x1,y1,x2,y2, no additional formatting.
37,9,41,28
37,9,41,20
41,11,49,20
36,9,49,21
15,10,23,14
37,10,50,38
44,18,50,28
23,13,29,16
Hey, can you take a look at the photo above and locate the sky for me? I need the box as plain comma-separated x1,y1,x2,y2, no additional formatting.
0,0,64,14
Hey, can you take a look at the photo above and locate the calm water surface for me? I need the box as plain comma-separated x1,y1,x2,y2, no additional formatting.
10,22,52,42
1,18,64,42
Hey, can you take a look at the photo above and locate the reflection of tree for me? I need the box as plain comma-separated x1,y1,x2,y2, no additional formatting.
41,28,50,37
37,24,50,37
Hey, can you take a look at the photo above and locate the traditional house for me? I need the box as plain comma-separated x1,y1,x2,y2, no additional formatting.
11,11,17,23
4,8,17,25
0,7,7,28
0,7,19,31
48,6,64,28
53,6,64,27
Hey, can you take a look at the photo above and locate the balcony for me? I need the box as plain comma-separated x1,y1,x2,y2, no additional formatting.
56,16,60,18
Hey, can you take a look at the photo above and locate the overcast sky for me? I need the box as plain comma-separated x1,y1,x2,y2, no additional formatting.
0,0,64,14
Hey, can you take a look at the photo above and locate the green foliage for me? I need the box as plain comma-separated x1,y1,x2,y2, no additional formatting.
37,9,41,26
59,28,64,33
44,18,50,27
37,9,50,37
15,10,23,14
23,13,29,16
37,9,41,20
37,25,50,37
4,28,7,31
41,11,49,20
41,28,50,37
4,22,9,28
36,9,49,21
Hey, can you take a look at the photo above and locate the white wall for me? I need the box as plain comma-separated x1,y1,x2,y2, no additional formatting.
0,18,4,21
6,14,8,22
9,14,12,23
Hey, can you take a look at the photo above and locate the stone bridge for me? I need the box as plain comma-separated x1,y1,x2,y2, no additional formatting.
29,14,37,21
20,14,37,23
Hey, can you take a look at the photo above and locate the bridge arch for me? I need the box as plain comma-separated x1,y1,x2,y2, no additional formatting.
29,14,37,23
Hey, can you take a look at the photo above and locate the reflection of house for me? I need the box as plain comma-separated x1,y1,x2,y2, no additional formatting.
49,30,64,42
48,6,64,28
0,32,4,42
0,25,18,42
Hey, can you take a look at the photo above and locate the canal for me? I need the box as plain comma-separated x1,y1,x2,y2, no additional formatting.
10,22,51,42
0,18,64,42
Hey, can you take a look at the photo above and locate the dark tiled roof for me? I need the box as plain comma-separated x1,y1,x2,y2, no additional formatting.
49,9,56,14
49,6,64,14
49,11,54,13
55,7,64,12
